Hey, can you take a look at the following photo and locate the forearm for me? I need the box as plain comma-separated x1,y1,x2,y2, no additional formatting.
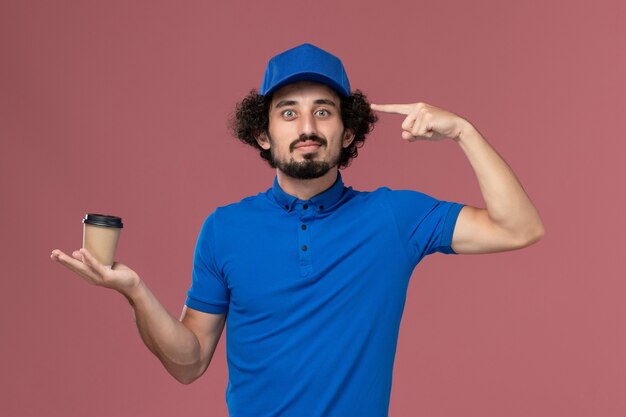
122,280,204,383
455,122,544,240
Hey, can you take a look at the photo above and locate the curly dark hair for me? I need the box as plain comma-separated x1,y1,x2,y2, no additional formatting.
228,89,378,169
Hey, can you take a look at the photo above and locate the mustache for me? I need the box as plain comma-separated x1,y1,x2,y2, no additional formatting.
290,134,327,152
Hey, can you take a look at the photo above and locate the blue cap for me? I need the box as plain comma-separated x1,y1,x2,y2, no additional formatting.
260,43,351,97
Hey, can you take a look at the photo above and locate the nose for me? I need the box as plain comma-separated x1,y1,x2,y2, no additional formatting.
298,112,318,136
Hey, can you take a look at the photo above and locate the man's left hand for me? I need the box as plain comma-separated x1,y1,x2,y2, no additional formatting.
371,102,470,142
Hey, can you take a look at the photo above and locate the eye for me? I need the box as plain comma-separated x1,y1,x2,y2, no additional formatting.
282,110,296,119
316,109,330,117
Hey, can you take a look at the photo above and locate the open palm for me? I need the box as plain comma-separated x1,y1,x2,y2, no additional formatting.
51,247,140,296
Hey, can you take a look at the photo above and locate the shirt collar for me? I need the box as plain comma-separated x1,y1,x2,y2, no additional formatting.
271,171,346,212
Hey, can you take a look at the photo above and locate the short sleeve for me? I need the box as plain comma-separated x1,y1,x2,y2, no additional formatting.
185,211,230,314
383,188,464,265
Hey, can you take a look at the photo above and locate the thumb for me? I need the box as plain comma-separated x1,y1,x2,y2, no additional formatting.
79,248,109,275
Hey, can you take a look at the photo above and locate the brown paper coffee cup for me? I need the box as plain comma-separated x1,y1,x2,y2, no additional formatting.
82,214,124,267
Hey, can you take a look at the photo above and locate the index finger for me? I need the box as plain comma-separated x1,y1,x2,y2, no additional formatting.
370,103,413,115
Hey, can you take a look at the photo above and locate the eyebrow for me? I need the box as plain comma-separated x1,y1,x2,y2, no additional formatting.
274,98,338,109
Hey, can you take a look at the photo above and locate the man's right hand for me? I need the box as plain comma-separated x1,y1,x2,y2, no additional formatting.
50,247,141,297
50,246,225,384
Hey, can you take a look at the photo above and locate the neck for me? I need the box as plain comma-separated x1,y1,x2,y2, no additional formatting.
276,168,339,200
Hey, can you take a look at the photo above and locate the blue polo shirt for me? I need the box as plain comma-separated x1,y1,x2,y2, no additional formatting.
186,172,464,417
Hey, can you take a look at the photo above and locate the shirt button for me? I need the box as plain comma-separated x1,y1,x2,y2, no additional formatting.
319,205,324,210
285,204,289,209
301,224,307,230
303,204,309,209
301,245,308,251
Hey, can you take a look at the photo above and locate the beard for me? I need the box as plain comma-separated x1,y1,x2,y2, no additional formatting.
269,133,342,180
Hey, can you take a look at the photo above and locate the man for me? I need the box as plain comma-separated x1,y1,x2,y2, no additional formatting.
51,43,544,417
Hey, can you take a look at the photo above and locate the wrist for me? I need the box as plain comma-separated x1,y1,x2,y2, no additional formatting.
120,277,146,306
455,120,481,146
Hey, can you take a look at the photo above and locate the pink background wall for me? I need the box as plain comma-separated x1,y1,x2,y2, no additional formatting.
2,1,624,416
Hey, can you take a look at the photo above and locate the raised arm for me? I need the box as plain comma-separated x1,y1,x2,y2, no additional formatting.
371,102,544,254
449,123,544,254
50,247,225,384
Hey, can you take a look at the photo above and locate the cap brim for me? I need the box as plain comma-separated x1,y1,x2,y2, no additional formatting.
262,71,349,97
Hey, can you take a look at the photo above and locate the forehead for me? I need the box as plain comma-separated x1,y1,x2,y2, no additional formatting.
270,81,340,106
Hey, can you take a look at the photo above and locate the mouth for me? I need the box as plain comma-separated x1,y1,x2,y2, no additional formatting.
294,141,323,152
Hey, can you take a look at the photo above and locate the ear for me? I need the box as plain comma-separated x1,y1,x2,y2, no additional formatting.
256,132,271,150
342,130,355,148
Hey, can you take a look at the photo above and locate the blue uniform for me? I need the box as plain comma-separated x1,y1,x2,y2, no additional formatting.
186,172,464,417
